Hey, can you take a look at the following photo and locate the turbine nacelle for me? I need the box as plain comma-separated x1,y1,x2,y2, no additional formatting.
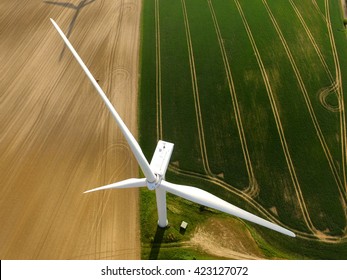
146,140,174,190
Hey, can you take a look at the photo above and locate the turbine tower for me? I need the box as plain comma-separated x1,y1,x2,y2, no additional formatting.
50,19,295,238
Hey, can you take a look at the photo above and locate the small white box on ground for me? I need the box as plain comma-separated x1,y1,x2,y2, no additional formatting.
180,221,188,230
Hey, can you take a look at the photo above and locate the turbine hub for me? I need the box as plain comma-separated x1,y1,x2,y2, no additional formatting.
146,174,161,190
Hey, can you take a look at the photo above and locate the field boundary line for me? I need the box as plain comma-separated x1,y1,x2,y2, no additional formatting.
207,0,258,197
262,0,347,206
235,0,317,235
181,0,212,175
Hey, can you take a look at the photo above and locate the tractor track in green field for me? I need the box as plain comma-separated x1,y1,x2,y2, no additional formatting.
169,164,347,242
289,0,335,82
207,0,259,198
152,0,347,241
292,0,347,216
168,164,298,238
181,0,212,175
288,0,347,238
234,0,315,237
263,0,346,206
325,0,347,201
154,0,289,234
292,0,341,115
154,0,212,174
262,0,347,232
312,0,328,21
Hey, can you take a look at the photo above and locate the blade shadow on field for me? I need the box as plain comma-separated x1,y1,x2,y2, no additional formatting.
148,226,166,260
44,0,96,60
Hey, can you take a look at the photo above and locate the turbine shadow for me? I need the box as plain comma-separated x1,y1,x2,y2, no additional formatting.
44,0,96,60
148,226,166,260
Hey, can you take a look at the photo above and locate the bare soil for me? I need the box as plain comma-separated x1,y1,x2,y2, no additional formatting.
190,218,265,260
0,0,141,259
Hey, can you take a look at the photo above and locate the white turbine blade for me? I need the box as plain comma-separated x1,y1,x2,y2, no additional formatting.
50,19,156,183
84,178,147,193
160,181,295,237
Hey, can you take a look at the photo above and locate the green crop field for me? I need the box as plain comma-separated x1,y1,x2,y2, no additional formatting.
139,0,347,259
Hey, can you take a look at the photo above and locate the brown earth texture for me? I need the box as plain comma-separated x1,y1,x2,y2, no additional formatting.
0,0,141,259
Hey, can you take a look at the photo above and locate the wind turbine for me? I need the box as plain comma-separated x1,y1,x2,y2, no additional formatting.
50,18,295,238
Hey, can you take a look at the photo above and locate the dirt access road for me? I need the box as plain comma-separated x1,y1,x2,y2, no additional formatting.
0,0,141,259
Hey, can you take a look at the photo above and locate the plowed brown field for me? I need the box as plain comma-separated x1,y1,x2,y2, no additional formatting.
0,0,141,259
